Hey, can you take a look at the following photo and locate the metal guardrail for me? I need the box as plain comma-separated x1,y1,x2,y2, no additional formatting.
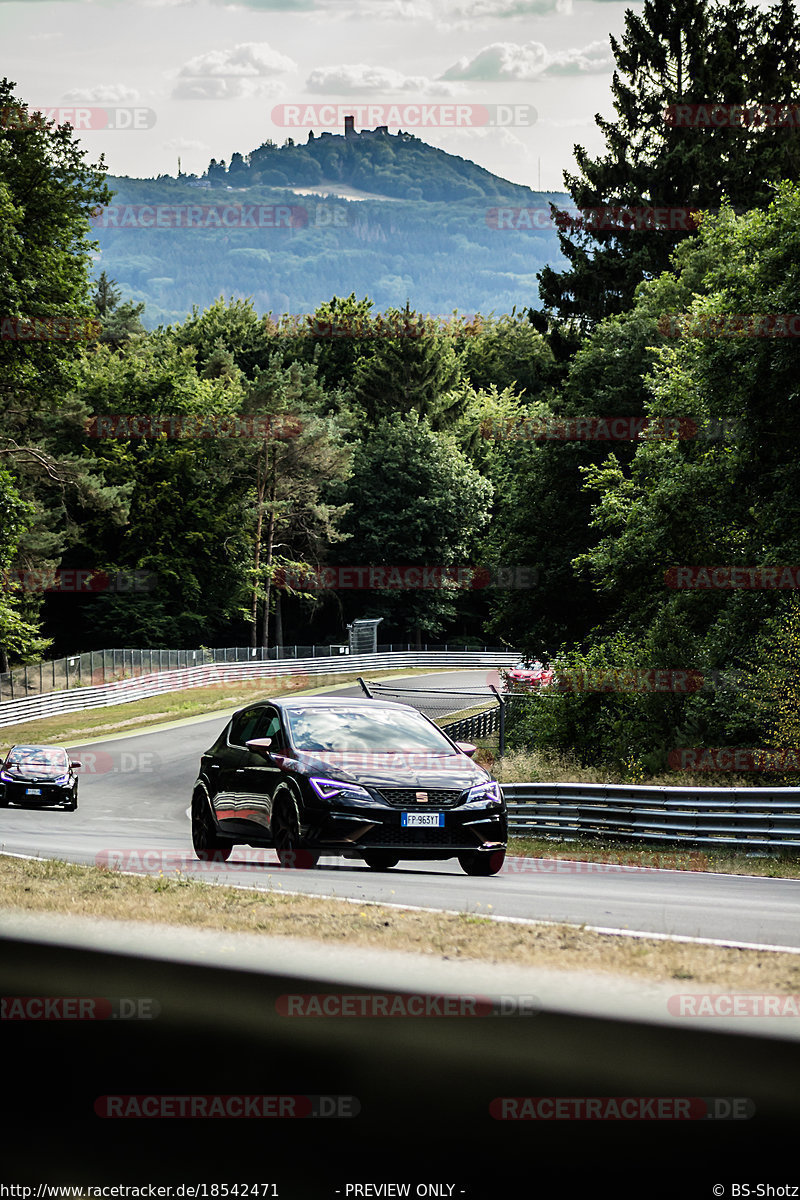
0,650,518,729
0,642,504,702
503,781,800,849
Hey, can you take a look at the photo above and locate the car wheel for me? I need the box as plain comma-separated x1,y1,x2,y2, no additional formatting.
64,789,78,811
458,849,506,876
362,851,400,870
192,792,233,862
271,790,319,868
0,794,8,808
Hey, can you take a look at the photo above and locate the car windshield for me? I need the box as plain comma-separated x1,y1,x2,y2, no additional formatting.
7,746,69,770
284,706,457,753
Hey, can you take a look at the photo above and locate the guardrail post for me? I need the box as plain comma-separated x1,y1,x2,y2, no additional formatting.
489,684,505,756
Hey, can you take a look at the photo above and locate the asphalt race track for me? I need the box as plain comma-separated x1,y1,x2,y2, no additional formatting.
2,671,799,949
4,671,800,1195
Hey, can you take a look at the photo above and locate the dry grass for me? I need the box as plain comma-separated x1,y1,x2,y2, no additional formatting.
486,745,764,788
509,836,800,879
2,853,799,992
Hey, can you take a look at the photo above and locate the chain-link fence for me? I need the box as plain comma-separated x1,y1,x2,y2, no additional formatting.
0,643,506,702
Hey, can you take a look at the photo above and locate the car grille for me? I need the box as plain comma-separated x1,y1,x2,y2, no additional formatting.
376,788,463,808
361,825,479,848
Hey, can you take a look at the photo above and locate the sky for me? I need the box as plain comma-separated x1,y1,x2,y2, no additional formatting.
0,0,653,190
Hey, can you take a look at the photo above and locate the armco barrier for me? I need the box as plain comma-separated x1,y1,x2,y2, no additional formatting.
0,651,518,729
504,781,800,849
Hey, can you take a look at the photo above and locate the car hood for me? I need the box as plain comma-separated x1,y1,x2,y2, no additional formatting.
292,750,490,791
3,764,67,779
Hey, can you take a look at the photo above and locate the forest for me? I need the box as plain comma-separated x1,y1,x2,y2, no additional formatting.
3,0,800,774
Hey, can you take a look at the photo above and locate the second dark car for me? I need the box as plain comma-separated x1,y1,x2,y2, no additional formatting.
0,744,81,810
191,697,507,875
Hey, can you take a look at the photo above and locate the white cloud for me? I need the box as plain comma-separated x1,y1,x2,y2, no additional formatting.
446,0,572,17
172,42,297,99
441,37,612,81
547,39,614,74
178,42,297,78
306,64,457,96
62,84,141,103
441,42,548,81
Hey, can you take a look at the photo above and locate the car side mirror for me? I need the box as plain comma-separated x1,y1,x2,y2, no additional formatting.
455,742,477,758
246,737,274,759
70,761,81,770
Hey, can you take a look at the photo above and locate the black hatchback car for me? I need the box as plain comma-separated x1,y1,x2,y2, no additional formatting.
0,744,81,810
191,697,507,874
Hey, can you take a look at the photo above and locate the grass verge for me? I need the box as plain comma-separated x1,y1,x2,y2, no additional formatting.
1,853,798,991
508,836,800,879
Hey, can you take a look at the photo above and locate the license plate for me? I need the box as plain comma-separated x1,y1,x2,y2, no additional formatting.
25,788,42,796
402,812,444,828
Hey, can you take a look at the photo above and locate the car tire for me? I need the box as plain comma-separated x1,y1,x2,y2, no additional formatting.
0,794,8,808
192,792,233,862
64,789,78,811
362,852,400,870
458,849,506,876
271,789,319,868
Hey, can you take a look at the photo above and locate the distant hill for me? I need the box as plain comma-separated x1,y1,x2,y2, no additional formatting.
207,125,541,205
92,128,572,327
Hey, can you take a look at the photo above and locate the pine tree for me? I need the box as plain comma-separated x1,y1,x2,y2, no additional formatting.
352,301,463,427
538,0,800,326
93,271,121,317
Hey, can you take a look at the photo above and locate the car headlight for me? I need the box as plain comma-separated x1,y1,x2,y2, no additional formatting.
309,777,373,802
0,769,12,783
465,781,503,805
53,774,70,785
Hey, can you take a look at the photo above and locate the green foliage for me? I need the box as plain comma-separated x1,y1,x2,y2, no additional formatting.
539,0,800,324
531,183,800,769
331,415,493,640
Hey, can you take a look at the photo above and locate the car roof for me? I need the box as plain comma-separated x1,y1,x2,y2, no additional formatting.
253,696,421,713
